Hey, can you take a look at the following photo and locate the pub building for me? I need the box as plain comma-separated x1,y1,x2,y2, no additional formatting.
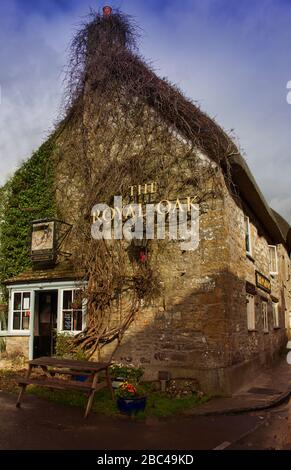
0,8,291,395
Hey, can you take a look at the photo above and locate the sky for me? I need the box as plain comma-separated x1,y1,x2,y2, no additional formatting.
0,0,291,222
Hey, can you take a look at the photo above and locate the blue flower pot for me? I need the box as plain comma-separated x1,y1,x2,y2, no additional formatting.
73,375,88,382
76,375,88,382
117,396,147,415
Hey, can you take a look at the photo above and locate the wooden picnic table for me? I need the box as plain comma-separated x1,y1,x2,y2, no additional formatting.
16,357,114,418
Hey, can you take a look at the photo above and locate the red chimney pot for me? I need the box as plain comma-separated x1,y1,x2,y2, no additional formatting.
103,6,112,17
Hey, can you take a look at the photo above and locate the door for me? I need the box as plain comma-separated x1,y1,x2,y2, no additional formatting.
33,291,58,358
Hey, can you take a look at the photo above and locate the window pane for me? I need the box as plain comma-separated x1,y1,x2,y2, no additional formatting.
13,312,21,330
14,293,22,310
63,291,72,310
63,311,72,331
73,310,82,331
73,290,82,309
245,235,250,253
247,295,255,330
244,217,251,253
22,312,30,330
23,293,31,310
262,302,268,331
273,303,279,327
269,246,277,273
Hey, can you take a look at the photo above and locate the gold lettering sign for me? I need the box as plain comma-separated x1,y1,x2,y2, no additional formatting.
130,182,157,198
255,271,271,294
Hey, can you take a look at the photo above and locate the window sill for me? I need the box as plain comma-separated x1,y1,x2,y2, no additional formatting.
0,332,30,337
246,253,255,263
59,330,83,336
263,330,269,334
248,329,258,333
273,327,281,330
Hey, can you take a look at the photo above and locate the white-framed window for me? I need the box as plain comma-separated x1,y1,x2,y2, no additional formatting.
269,245,278,275
12,292,31,331
246,294,256,330
272,302,279,328
244,216,252,255
61,289,83,333
262,301,269,332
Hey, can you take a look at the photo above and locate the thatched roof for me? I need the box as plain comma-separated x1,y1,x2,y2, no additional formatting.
115,53,290,249
5,262,85,286
65,11,290,250
88,13,289,250
57,11,290,253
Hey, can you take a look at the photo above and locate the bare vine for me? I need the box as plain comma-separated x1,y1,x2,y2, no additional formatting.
53,10,238,358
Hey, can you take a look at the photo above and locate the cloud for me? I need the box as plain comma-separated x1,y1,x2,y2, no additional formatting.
0,0,87,183
0,0,290,223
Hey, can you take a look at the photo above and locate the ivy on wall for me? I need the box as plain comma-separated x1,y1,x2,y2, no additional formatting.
0,139,56,291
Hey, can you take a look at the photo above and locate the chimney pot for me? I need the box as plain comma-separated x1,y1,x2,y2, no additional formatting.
103,5,112,17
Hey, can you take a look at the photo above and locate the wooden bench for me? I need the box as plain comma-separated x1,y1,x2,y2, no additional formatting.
15,357,114,418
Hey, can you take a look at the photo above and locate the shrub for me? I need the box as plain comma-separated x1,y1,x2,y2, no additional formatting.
54,332,88,361
109,363,144,382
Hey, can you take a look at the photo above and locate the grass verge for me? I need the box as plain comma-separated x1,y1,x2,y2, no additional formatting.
0,369,209,419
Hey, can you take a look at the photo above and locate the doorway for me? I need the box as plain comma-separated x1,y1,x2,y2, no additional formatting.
33,291,58,358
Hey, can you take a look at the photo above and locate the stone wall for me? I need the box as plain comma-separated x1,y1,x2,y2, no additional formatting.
5,336,29,359
222,190,289,388
98,192,235,395
99,186,290,395
51,90,290,396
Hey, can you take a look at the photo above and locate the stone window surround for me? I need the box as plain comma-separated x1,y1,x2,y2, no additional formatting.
269,245,278,275
272,301,280,329
262,300,269,333
244,215,252,256
246,293,256,331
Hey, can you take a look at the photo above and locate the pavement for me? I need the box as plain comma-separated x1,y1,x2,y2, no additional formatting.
185,355,291,416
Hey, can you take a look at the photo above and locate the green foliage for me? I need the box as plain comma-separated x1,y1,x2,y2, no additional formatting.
29,386,118,417
0,304,8,332
0,140,56,290
28,385,209,419
54,332,88,361
109,363,144,381
0,337,6,353
54,332,73,358
0,368,209,419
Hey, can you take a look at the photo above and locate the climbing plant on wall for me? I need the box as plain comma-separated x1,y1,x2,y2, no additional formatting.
0,139,56,292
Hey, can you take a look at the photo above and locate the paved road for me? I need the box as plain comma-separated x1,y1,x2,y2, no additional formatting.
0,391,261,450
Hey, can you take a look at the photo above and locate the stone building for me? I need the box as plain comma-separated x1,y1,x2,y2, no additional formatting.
0,9,290,394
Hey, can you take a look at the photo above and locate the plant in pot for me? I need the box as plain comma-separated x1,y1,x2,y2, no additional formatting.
109,363,144,389
115,381,147,415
